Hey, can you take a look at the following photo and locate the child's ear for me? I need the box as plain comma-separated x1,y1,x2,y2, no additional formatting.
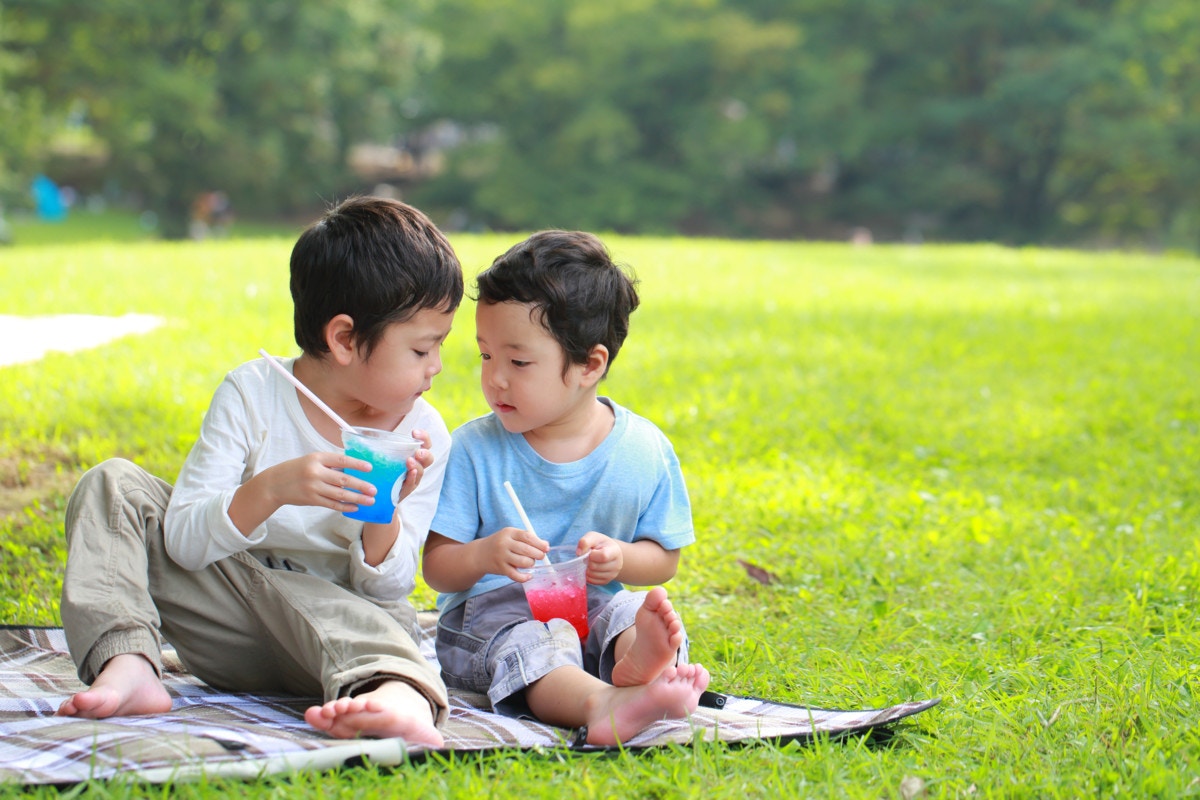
579,344,610,387
324,314,358,365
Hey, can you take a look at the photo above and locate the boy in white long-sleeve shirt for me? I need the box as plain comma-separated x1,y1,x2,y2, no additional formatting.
56,196,462,746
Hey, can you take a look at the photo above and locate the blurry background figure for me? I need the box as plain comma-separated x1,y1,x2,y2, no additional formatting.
31,175,67,222
189,191,234,240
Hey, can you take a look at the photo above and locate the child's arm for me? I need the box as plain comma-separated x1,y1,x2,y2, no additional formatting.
225,451,378,535
576,532,681,587
166,369,434,577
226,435,434,567
422,529,549,592
168,375,365,571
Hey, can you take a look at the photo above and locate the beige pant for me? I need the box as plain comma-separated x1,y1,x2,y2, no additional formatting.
60,458,448,724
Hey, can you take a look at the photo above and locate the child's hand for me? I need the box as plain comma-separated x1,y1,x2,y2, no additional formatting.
229,451,376,536
482,526,549,583
394,428,435,505
577,532,623,585
269,452,379,513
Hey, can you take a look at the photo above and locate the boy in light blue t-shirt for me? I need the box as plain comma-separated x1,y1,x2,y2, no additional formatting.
424,231,710,746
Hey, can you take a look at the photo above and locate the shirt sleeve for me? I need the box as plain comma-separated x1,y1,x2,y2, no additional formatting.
164,376,269,570
634,433,695,551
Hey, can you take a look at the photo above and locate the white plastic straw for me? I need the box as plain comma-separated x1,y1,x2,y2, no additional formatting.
503,481,537,536
258,348,354,432
504,480,551,568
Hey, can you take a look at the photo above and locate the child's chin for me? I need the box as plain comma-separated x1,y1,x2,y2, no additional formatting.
494,414,527,434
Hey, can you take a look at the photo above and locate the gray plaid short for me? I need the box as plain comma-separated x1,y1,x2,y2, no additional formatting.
435,582,689,714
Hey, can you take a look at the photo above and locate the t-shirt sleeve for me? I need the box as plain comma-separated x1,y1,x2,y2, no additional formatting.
634,434,695,551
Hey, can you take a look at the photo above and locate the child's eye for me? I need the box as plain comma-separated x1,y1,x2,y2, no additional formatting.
511,360,530,368
414,350,429,358
479,353,491,361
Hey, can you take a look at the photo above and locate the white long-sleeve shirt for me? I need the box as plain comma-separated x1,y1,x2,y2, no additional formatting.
163,356,450,601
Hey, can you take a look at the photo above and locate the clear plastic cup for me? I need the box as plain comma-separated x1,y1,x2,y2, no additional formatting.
340,427,421,524
519,545,589,640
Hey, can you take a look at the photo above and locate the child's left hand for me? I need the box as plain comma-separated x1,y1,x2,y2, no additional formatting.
395,428,435,505
576,531,623,585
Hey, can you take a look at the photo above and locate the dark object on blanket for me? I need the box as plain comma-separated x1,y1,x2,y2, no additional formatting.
0,624,939,785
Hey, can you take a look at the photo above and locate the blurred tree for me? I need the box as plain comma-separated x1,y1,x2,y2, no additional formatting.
413,0,1198,246
2,0,1194,245
820,0,1200,245
1052,0,1200,248
410,0,837,236
0,6,49,210
3,0,437,237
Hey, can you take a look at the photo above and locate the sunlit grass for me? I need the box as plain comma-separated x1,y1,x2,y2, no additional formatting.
5,207,300,245
2,234,1198,796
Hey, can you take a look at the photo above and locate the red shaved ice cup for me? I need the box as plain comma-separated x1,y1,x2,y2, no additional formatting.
520,545,589,641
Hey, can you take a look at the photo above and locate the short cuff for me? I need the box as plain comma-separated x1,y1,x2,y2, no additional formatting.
489,661,581,719
82,628,162,685
593,590,690,682
487,620,583,711
593,590,644,682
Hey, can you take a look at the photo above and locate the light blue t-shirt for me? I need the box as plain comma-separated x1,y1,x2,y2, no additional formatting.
430,397,694,613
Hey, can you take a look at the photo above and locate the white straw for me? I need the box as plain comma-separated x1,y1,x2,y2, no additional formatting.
504,481,551,568
503,481,538,536
258,348,354,432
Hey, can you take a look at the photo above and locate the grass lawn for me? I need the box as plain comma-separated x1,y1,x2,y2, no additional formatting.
1,224,1198,797
4,206,301,245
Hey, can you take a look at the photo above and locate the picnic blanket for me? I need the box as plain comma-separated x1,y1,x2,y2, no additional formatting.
1,615,939,784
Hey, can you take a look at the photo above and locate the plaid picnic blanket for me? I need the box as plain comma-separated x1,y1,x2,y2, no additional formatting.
1,616,938,784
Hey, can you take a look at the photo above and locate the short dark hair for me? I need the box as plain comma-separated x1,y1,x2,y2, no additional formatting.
475,230,639,376
290,196,463,358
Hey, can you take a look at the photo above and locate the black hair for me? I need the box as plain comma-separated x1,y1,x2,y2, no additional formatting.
475,230,639,377
290,196,463,358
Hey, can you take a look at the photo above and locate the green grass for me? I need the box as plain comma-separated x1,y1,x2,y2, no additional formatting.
2,233,1199,797
4,207,301,245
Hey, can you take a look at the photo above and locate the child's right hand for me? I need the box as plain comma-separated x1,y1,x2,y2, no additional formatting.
262,452,379,514
480,527,550,583
229,452,376,536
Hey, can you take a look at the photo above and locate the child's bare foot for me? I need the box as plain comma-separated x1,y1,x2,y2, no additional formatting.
56,653,172,719
611,587,686,687
304,680,444,748
585,662,710,746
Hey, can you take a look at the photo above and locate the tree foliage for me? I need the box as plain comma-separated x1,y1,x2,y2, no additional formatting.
2,0,436,237
411,0,1199,246
1,0,1196,246
410,0,833,236
0,5,49,205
